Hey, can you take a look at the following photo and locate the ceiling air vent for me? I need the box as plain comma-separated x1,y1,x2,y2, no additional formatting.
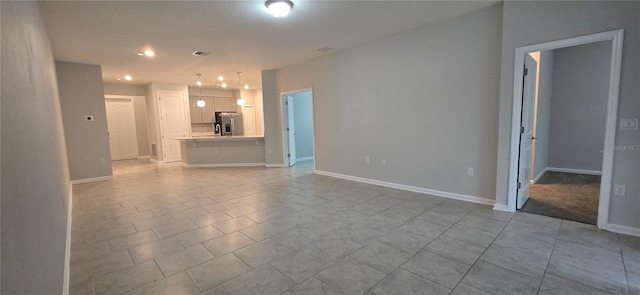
315,46,333,53
192,51,210,56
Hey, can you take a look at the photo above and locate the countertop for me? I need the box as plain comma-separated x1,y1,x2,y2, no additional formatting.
175,135,265,141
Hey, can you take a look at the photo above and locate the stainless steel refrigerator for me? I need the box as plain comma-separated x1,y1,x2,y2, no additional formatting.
218,112,243,136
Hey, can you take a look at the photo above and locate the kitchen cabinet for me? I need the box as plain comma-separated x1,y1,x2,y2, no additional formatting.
214,97,237,112
189,96,215,123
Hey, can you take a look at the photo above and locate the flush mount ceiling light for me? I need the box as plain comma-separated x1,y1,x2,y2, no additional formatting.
124,75,132,81
218,76,224,81
265,0,293,17
244,85,249,90
221,83,227,88
196,74,206,107
236,72,246,106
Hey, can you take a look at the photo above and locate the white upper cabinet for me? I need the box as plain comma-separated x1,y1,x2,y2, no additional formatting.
214,97,237,112
189,96,215,123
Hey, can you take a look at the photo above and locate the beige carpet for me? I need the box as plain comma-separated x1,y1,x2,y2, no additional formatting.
521,171,600,225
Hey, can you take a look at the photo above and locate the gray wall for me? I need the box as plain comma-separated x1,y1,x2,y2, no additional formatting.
103,83,151,157
496,1,640,228
1,1,70,293
57,61,113,181
263,4,503,200
291,91,314,160
532,50,554,181
547,41,611,172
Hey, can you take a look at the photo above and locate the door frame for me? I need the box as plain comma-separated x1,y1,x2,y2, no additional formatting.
279,88,316,169
504,29,624,230
104,95,141,159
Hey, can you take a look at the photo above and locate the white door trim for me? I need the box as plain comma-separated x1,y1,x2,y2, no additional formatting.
279,87,315,170
105,96,139,160
502,29,624,230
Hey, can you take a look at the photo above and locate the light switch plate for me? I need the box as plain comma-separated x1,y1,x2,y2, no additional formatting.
620,118,638,130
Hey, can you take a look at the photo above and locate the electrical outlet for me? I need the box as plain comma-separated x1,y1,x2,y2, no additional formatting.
365,157,370,164
614,184,626,196
381,159,387,166
620,118,639,130
599,150,604,158
467,168,475,177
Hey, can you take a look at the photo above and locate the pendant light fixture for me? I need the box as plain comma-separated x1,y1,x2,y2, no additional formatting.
236,72,246,106
196,74,205,107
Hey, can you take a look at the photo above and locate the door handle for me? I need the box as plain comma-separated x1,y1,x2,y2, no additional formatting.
532,136,537,140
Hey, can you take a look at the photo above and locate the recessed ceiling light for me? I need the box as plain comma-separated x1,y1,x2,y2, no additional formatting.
124,75,132,81
136,53,144,56
244,85,249,90
144,50,154,57
221,83,227,88
265,0,293,17
117,78,122,81
218,76,224,81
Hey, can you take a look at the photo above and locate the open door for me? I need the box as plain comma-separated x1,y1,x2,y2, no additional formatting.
286,96,297,167
517,54,538,209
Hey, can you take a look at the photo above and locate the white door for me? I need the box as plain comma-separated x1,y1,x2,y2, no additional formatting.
517,54,538,209
105,98,138,160
158,91,187,162
286,96,296,167
242,105,257,136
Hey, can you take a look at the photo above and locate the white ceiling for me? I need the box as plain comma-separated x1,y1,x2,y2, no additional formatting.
39,0,499,89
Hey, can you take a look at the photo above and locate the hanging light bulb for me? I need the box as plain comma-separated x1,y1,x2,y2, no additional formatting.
236,72,246,106
196,74,205,107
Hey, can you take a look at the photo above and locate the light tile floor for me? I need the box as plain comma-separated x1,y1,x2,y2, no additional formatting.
70,159,640,295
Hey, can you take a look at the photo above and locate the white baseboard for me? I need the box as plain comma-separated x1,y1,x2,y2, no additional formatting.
314,170,494,206
547,167,602,176
531,167,548,184
604,223,640,237
70,175,114,184
493,203,512,212
296,156,314,162
182,163,266,168
137,155,150,159
265,164,287,168
149,158,163,163
62,184,73,295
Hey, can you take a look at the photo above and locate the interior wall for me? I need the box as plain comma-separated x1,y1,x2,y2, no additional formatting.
291,91,314,160
532,50,554,181
496,1,640,229
56,61,113,181
547,41,611,172
264,4,503,200
1,1,70,293
103,83,150,157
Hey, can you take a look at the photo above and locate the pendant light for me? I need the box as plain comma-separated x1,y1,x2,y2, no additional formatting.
196,74,205,107
236,72,246,106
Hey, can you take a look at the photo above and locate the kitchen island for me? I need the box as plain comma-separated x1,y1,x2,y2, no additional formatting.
176,136,265,167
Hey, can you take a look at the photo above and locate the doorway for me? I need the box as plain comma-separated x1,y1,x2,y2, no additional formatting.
105,97,139,160
508,29,623,229
281,89,315,168
520,41,612,225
